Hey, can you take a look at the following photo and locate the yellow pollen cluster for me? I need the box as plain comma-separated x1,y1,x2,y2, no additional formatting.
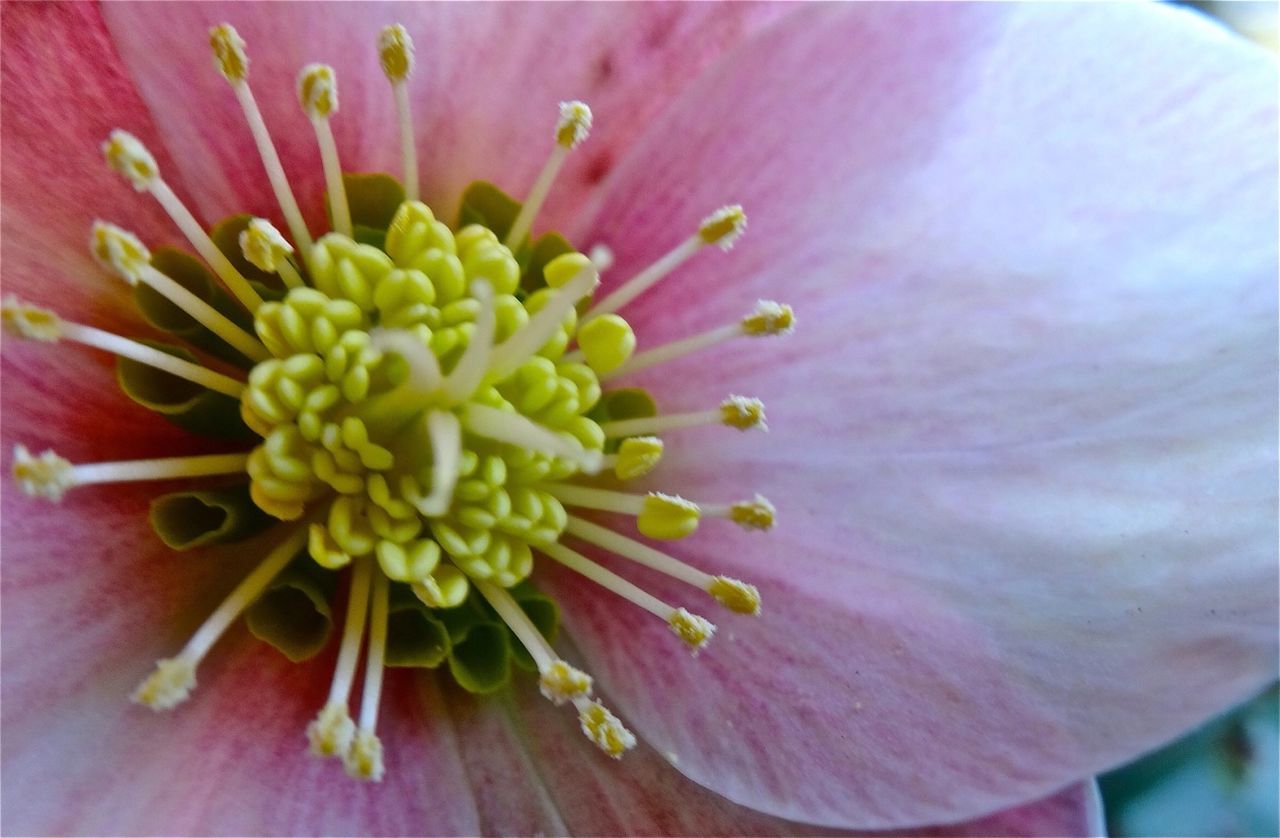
2,19,797,781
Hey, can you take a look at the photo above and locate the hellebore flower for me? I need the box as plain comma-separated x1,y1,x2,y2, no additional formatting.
1,2,1275,835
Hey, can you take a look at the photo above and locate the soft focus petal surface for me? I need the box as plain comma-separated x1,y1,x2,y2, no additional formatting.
101,1,789,237
552,2,1278,829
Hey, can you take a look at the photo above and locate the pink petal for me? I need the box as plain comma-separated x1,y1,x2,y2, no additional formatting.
100,2,790,238
552,2,1278,829
449,674,1104,836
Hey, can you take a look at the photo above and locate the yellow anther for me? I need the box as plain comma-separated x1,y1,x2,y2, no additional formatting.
411,564,469,609
720,396,766,431
378,24,414,82
103,129,158,191
209,24,248,82
11,444,73,501
539,660,593,705
741,300,794,336
309,523,352,569
307,701,356,757
730,494,776,531
668,608,716,652
543,251,593,289
708,576,761,616
240,218,293,272
298,63,338,119
375,538,440,582
614,436,663,481
555,100,592,148
131,657,196,710
698,204,747,250
577,313,635,375
1,296,61,342
578,700,636,759
343,729,385,781
90,221,152,284
637,492,700,540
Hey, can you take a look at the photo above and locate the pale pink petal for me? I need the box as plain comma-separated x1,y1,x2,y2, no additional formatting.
447,675,1105,837
100,2,790,237
551,2,1278,829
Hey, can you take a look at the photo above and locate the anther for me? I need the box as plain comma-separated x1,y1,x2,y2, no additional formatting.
11,445,73,501
211,23,313,254
603,300,793,381
600,436,664,481
599,396,766,438
240,218,304,288
298,64,352,238
379,24,419,201
91,222,270,362
134,524,310,709
706,494,776,531
543,485,700,540
585,204,748,320
488,260,598,380
578,700,637,759
668,608,716,652
102,132,265,311
707,576,762,616
504,101,592,249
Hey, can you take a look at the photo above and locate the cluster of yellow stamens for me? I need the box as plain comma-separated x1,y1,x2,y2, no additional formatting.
2,21,794,778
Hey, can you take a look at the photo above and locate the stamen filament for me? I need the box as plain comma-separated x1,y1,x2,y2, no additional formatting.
393,84,419,202
276,258,305,290
540,484,648,515
378,25,418,200
133,523,308,709
233,83,315,256
487,264,597,381
298,64,351,238
600,396,766,438
441,281,494,403
474,579,555,671
417,410,461,515
504,100,592,249
586,236,702,320
147,179,265,311
328,556,374,707
357,569,389,732
463,404,602,473
603,323,739,380
138,264,270,362
71,452,250,487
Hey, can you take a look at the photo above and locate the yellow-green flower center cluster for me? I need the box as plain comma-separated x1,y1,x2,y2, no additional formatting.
241,200,606,603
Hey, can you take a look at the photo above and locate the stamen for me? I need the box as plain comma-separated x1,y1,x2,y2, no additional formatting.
585,205,747,320
474,580,593,705
564,516,761,615
240,218,304,289
600,396,765,438
598,436,664,481
133,523,309,709
462,404,602,474
578,700,637,759
441,280,495,403
210,24,313,255
12,446,250,502
705,494,776,531
307,555,372,757
92,222,270,362
379,24,419,202
542,485,700,540
298,64,351,238
572,313,635,376
487,259,598,380
413,410,461,516
345,568,388,782
540,541,715,652
603,300,793,381
503,100,592,249
1,297,245,399
103,130,264,311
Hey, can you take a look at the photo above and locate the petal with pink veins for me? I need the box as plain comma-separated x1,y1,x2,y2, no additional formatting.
553,1,1278,830
100,2,790,238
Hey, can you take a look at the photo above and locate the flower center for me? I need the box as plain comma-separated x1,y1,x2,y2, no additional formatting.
2,21,795,783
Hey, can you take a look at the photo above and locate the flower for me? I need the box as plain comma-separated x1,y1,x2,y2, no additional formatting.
1,2,1275,835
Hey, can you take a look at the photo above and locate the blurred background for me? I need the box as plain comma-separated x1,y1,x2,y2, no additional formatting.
1099,4,1277,837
